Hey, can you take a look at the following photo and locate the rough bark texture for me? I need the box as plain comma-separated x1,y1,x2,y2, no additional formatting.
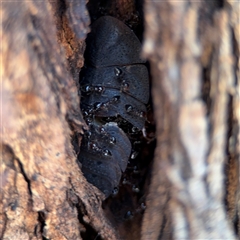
1,1,117,239
1,0,239,239
142,0,239,239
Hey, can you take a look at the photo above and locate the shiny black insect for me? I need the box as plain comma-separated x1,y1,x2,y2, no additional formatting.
79,16,149,198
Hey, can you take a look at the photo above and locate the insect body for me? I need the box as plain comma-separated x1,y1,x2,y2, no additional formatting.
79,16,149,198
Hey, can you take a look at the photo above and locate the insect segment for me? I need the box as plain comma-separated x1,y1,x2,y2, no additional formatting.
80,123,131,197
79,16,149,198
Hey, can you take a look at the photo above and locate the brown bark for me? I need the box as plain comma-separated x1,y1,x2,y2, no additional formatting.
1,0,239,239
142,0,239,239
1,1,117,239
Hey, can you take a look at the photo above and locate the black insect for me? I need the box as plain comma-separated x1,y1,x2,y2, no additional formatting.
79,16,149,198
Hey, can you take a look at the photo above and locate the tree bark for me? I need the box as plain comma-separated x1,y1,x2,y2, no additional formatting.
1,1,117,239
142,0,239,239
1,0,239,239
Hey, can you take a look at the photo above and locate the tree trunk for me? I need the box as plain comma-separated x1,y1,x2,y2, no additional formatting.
1,0,239,239
141,0,239,239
